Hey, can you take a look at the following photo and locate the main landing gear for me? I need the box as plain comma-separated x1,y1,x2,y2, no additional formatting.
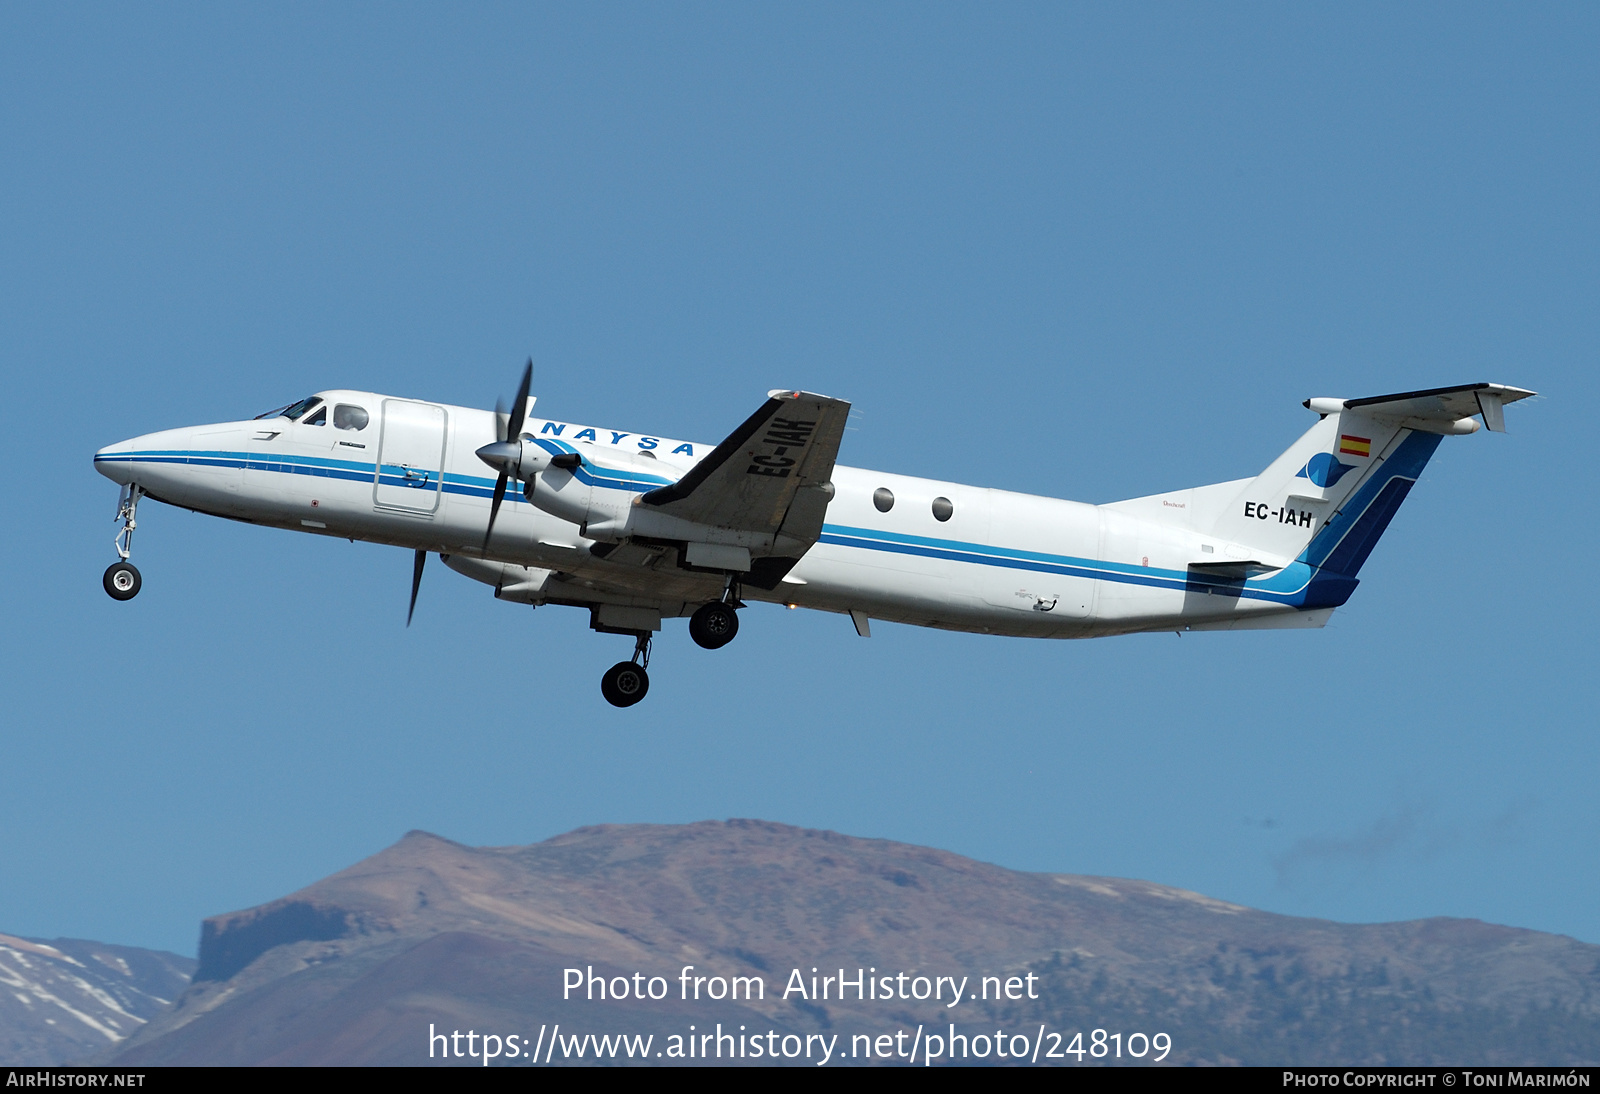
599,582,744,707
601,634,652,708
688,577,743,651
103,485,144,601
689,601,739,649
601,575,745,703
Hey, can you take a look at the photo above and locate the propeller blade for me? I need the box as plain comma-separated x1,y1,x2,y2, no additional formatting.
506,358,533,440
494,396,509,444
406,548,426,627
484,472,509,552
483,358,533,554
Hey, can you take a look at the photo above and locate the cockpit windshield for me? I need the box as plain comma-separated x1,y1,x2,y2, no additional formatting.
254,396,322,421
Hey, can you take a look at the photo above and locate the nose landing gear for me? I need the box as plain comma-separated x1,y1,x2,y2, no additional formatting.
601,633,652,708
103,485,144,601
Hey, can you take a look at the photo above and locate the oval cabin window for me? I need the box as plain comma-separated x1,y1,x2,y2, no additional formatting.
873,488,895,513
932,496,953,522
333,404,369,430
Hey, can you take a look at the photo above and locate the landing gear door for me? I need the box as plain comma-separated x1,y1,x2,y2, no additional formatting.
374,399,447,515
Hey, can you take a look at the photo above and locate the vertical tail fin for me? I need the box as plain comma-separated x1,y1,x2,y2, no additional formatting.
1297,429,1442,577
1206,409,1424,568
1206,383,1532,605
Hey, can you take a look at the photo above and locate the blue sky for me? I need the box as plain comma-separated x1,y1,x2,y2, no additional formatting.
2,4,1595,957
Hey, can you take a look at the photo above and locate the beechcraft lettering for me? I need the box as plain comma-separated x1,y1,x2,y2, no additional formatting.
1243,502,1315,528
93,374,1534,706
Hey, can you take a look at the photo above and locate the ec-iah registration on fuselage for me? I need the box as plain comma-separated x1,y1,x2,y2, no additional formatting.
93,366,1533,707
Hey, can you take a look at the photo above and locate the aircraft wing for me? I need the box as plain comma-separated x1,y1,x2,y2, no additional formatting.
641,390,850,544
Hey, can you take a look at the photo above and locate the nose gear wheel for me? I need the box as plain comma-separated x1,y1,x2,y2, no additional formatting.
103,561,141,601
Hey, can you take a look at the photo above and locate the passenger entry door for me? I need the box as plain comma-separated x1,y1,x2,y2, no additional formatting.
374,399,447,515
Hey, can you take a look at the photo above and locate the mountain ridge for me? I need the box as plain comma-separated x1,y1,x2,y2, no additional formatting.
103,820,1600,1065
0,931,195,1065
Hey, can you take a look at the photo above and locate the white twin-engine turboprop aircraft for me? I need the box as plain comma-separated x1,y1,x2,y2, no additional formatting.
94,367,1532,706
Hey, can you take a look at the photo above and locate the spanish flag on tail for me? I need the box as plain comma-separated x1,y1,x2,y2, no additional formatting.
1339,434,1371,458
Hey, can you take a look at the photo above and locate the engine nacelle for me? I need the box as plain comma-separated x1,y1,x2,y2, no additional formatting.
485,442,817,571
529,461,631,535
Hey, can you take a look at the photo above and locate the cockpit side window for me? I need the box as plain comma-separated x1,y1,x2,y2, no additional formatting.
255,396,322,421
303,406,327,426
333,404,369,430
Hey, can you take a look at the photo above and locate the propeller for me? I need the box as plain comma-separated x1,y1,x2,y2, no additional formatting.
481,359,533,553
406,548,426,626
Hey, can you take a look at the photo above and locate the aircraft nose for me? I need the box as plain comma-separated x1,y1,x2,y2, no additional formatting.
94,425,195,485
93,438,139,485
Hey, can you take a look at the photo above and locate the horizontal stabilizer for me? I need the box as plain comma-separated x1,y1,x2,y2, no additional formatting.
1312,383,1535,433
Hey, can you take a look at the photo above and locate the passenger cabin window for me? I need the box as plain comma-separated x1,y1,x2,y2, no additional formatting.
932,496,953,522
303,406,327,426
333,404,369,430
873,487,895,513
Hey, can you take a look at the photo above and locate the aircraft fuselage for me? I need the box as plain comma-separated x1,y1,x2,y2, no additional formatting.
93,388,1320,640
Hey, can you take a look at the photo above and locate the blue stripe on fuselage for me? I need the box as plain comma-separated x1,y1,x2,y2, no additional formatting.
93,446,673,498
98,435,1444,611
817,524,1320,606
